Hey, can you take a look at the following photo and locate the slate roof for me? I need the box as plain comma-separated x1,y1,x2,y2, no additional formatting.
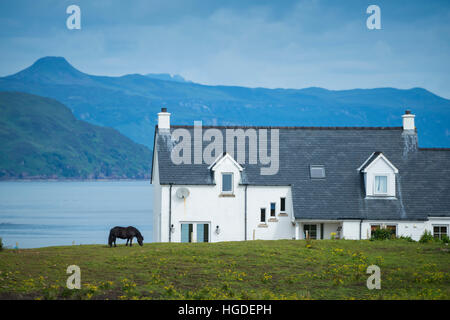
153,125,450,221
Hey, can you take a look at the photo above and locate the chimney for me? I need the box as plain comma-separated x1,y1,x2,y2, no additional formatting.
402,110,415,131
158,107,170,131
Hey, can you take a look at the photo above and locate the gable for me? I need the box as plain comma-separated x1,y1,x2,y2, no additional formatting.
359,152,399,174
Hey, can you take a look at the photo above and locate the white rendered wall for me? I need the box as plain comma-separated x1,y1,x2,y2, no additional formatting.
162,157,245,242
323,223,341,239
157,156,295,242
342,221,361,240
246,186,294,241
151,149,162,242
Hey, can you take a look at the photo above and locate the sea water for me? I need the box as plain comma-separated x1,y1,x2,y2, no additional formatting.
0,181,153,248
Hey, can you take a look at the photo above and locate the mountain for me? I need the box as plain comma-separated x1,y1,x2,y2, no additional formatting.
0,56,449,148
0,91,152,180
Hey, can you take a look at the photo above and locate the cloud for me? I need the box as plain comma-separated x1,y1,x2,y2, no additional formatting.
0,0,449,98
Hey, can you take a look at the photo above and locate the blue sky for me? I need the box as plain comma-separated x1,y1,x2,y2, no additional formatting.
1,0,450,98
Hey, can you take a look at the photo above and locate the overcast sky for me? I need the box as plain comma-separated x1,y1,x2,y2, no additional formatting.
1,0,449,98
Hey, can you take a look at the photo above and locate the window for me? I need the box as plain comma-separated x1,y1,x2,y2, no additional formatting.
280,197,286,212
303,224,317,239
374,175,387,194
370,224,380,237
433,225,448,240
260,208,266,223
386,225,397,237
310,165,325,179
270,202,276,217
222,173,233,193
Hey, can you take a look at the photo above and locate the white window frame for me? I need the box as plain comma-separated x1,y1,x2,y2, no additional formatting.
221,172,233,194
432,224,448,240
386,224,398,237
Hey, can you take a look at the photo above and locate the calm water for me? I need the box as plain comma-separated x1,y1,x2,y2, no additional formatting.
0,181,153,248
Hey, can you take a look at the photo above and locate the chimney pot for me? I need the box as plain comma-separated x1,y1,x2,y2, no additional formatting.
402,110,415,131
158,108,170,130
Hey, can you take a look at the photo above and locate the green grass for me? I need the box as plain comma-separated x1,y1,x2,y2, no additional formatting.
0,240,449,300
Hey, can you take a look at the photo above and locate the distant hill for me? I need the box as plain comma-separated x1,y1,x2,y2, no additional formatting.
0,56,449,148
0,91,152,180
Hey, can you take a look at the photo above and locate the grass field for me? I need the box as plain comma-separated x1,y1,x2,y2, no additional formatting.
0,239,449,300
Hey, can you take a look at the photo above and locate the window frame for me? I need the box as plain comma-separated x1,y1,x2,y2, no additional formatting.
310,165,326,179
370,224,381,237
433,225,448,240
386,224,397,237
221,172,233,194
303,224,317,239
280,197,286,212
260,208,266,223
270,202,276,217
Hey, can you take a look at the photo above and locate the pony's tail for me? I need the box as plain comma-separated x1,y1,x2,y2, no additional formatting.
108,230,114,247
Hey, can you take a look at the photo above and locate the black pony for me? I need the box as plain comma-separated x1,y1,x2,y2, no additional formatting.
108,226,144,247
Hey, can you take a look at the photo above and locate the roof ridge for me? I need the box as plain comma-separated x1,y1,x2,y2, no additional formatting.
419,147,450,151
169,125,403,130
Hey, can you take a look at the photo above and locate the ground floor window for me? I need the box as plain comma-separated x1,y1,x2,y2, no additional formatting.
303,224,317,239
371,224,396,237
386,225,397,237
260,208,266,223
370,224,380,237
433,225,448,240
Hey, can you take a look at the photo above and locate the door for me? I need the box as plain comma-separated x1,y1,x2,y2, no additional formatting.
181,223,193,243
303,224,317,239
196,223,209,243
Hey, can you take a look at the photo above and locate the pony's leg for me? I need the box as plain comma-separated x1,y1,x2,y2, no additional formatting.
130,238,133,247
126,239,129,246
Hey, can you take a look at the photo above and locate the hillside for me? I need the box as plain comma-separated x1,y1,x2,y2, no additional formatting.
0,91,152,180
0,240,448,300
0,57,449,148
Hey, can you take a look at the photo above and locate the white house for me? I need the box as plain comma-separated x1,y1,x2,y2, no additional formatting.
151,108,450,242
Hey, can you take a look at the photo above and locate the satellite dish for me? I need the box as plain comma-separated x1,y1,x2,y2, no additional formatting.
176,187,190,199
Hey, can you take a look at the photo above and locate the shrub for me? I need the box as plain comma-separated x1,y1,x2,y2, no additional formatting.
396,235,414,242
371,228,394,240
419,230,434,243
440,234,450,244
0,237,3,251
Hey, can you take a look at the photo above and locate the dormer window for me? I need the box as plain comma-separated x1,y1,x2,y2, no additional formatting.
222,173,233,193
358,152,398,198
